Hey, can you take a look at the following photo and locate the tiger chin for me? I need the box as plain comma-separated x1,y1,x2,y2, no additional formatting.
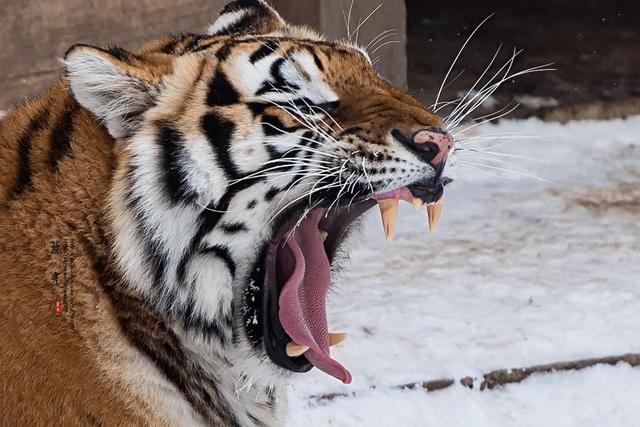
0,1,457,425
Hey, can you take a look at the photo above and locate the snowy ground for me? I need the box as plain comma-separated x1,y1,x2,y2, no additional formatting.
286,116,640,426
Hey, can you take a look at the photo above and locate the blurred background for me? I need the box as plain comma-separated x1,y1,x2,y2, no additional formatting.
2,1,640,426
1,0,639,121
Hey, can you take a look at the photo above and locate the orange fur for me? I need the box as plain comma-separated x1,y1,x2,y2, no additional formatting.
0,3,445,425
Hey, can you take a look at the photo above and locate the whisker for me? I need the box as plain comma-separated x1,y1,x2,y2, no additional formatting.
444,48,522,127
370,40,400,55
453,102,521,136
445,61,555,130
270,180,343,224
457,148,544,162
439,43,503,116
459,160,553,184
432,14,495,110
350,3,384,43
365,29,399,52
458,150,544,164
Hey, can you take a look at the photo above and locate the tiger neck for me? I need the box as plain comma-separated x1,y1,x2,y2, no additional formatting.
106,156,288,423
108,135,275,339
101,256,285,426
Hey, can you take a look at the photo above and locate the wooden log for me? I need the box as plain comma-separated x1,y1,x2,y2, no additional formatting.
309,352,640,403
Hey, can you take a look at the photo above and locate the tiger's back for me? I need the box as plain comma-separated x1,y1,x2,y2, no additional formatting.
0,82,173,424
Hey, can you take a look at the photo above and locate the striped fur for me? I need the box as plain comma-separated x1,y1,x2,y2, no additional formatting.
0,1,453,425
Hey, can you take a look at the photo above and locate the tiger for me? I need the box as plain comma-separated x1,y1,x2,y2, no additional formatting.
0,0,457,425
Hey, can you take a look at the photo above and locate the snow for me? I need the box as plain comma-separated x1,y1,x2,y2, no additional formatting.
286,116,640,426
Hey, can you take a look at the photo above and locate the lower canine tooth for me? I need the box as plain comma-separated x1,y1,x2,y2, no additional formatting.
320,230,328,242
286,342,310,357
377,199,399,241
329,332,348,347
411,197,424,209
427,201,443,232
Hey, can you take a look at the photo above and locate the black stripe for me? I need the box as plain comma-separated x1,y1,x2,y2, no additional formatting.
106,46,131,62
265,187,279,201
124,164,171,305
213,14,256,36
176,194,234,286
123,311,238,425
83,234,240,426
160,33,190,54
181,34,208,54
186,39,220,54
49,103,78,170
283,131,319,191
213,41,236,60
157,122,196,205
254,56,301,96
220,222,249,233
201,112,240,179
249,40,280,63
10,109,49,199
200,245,237,278
247,101,268,117
271,54,299,93
311,51,325,71
221,0,262,14
129,202,168,292
175,175,263,288
261,113,303,137
207,72,240,106
180,305,231,344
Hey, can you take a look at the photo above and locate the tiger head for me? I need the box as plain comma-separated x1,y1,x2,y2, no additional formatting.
64,0,457,385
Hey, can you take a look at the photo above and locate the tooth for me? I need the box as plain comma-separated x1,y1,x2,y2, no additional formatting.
427,201,443,232
329,332,347,347
286,342,310,357
411,197,424,209
320,230,328,242
377,199,399,241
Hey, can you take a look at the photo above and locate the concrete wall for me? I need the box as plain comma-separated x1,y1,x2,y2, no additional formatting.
0,0,227,108
0,0,407,109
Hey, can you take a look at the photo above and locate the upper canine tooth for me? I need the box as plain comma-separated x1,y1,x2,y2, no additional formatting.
320,230,328,242
329,332,348,347
377,199,399,241
286,342,310,357
411,197,424,209
427,201,443,232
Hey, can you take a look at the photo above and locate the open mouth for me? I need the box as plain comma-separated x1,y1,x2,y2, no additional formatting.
242,179,447,384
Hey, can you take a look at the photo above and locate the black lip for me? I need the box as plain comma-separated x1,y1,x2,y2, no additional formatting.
407,181,445,204
261,199,376,373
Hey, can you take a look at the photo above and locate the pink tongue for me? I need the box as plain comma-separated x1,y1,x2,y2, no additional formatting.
277,210,352,384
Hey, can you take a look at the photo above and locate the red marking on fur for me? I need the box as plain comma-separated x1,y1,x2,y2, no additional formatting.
55,301,62,314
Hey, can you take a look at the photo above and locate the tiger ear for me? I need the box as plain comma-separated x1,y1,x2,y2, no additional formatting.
64,44,170,139
208,0,286,36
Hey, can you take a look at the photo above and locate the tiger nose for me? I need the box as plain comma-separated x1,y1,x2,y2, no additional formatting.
410,128,454,167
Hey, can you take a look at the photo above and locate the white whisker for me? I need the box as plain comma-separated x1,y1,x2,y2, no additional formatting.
432,14,495,110
350,3,384,43
459,160,553,183
370,40,400,55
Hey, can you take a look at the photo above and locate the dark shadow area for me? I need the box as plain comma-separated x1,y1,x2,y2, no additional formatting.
407,0,640,121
